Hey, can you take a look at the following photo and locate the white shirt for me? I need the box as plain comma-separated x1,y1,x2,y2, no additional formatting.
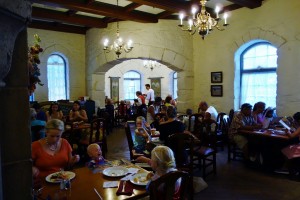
206,106,218,121
146,88,155,101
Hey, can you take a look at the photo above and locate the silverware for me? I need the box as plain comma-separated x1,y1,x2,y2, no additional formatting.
94,188,103,200
122,181,126,192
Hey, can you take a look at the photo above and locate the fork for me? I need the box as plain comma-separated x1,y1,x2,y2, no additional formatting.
122,181,126,192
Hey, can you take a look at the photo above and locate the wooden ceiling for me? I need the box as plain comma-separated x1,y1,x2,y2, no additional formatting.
29,0,263,34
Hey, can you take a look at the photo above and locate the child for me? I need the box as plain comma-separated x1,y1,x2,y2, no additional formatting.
136,146,179,195
87,143,105,168
133,116,151,154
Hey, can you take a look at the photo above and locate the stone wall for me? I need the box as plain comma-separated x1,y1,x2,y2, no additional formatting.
27,28,86,101
192,0,300,116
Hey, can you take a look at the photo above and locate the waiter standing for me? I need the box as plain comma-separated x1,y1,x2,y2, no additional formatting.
145,84,155,106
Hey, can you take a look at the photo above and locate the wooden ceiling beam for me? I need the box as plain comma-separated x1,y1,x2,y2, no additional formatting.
128,0,191,13
124,3,141,12
33,0,158,23
227,0,262,9
32,7,107,28
28,19,87,34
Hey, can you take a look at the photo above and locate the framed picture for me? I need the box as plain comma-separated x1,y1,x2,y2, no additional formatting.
110,77,120,102
211,85,223,97
150,78,161,98
211,71,223,83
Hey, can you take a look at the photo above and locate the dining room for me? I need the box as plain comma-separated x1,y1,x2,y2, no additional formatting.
1,0,300,199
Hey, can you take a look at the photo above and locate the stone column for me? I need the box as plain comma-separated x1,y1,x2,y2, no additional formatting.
0,3,32,200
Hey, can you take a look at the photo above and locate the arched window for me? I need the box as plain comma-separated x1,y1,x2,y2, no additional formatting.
123,71,141,100
240,42,277,107
173,72,178,99
47,54,68,101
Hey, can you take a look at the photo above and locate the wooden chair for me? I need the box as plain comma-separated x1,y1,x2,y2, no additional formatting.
193,120,217,180
168,133,194,177
115,103,127,126
149,171,193,200
188,113,204,135
78,118,107,161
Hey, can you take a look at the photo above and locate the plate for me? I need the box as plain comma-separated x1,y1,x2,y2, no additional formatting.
45,171,76,183
102,166,128,177
130,173,150,186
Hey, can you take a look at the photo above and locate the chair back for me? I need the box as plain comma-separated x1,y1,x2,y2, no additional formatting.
124,121,136,161
84,100,95,122
89,118,107,157
199,120,218,150
168,133,194,175
228,109,235,126
189,113,204,133
149,171,192,200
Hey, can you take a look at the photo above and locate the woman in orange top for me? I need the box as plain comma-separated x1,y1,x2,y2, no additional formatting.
32,119,80,179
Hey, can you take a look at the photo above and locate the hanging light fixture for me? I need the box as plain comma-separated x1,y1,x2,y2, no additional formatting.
103,0,133,58
178,0,229,40
143,60,161,71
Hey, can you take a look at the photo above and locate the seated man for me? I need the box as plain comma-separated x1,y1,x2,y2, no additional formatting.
228,103,262,160
198,101,218,121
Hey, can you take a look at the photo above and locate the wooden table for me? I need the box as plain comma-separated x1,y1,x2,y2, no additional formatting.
38,166,148,200
238,129,289,140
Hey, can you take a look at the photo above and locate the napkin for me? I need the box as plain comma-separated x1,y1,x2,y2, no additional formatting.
116,180,133,195
103,181,118,188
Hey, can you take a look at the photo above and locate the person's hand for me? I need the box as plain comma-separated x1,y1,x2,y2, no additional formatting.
135,156,149,163
73,154,80,163
145,122,150,128
32,166,40,178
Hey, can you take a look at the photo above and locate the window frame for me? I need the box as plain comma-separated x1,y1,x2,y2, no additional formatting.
239,42,277,107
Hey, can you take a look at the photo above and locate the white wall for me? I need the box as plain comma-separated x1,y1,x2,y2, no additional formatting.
192,0,300,116
104,59,174,101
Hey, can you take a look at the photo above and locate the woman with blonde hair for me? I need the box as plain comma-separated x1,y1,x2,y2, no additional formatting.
32,119,80,179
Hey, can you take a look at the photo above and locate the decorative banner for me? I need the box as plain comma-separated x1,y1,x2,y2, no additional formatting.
150,78,162,98
110,77,120,102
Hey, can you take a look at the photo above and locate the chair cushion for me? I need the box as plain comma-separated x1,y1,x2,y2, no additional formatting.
197,146,215,156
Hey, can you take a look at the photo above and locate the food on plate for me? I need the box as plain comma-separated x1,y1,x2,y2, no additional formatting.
134,173,152,183
50,171,69,181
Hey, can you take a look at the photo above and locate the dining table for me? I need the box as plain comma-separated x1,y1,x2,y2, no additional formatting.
237,128,297,170
37,162,149,200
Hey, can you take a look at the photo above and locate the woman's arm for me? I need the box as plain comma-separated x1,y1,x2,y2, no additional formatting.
79,110,88,122
287,127,300,138
46,111,50,122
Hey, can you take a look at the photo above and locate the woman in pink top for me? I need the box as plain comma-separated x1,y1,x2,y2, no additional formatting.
32,119,80,179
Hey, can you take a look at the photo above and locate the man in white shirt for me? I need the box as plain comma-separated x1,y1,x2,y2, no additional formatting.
198,101,218,121
145,84,155,106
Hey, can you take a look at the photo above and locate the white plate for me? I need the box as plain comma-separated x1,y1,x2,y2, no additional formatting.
102,167,128,177
45,171,76,183
130,173,150,186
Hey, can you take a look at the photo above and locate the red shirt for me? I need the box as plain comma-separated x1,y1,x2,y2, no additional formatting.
32,139,72,178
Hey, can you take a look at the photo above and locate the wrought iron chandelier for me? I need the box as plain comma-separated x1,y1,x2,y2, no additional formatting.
178,0,229,40
103,0,133,58
143,60,161,71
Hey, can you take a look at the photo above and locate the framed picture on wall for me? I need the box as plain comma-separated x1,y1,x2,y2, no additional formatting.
110,77,120,102
150,78,161,98
211,71,223,83
211,85,223,97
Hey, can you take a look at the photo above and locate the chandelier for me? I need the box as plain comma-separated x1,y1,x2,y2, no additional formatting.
178,0,229,39
143,60,161,71
103,0,133,58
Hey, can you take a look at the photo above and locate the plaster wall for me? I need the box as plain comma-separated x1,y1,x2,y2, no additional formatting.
192,0,300,116
86,20,194,110
104,59,174,102
27,28,86,101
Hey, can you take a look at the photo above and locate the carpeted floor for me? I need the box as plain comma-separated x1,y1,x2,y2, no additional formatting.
93,127,300,200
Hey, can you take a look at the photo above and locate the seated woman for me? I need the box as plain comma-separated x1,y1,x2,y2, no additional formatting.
136,146,180,197
158,106,185,145
69,100,88,122
281,112,300,177
32,119,80,179
133,116,151,154
252,102,266,124
46,102,64,122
